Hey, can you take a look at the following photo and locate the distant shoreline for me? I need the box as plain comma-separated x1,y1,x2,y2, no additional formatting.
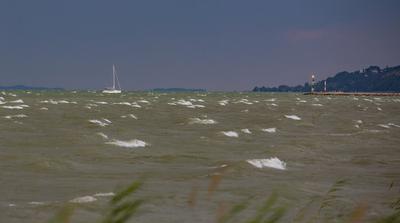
304,92,400,96
0,85,64,91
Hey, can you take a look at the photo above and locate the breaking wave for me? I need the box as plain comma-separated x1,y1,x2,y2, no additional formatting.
189,118,217,125
284,115,301,120
247,157,286,170
221,131,239,137
106,139,148,148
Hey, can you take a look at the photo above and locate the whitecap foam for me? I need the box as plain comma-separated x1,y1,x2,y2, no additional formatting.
95,101,108,105
236,99,253,105
377,107,382,111
378,124,390,129
176,100,192,106
113,102,132,106
388,123,400,128
187,104,205,108
284,115,301,120
70,196,97,203
312,104,323,107
130,103,142,108
261,128,276,133
97,132,109,139
221,131,239,138
103,118,112,124
121,114,138,119
93,192,115,197
40,107,49,110
241,129,252,134
106,139,148,148
28,201,46,205
4,114,27,119
2,105,25,110
89,119,110,127
247,157,286,170
189,118,217,125
218,100,229,106
137,100,150,104
10,99,24,103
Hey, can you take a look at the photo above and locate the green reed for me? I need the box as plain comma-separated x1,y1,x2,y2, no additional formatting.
47,178,400,223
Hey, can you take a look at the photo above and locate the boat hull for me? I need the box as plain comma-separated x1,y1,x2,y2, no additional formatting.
102,89,122,94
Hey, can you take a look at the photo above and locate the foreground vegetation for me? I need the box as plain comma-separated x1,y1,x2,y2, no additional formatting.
48,175,400,223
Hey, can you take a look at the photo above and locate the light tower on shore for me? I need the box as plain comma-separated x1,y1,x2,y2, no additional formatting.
311,74,315,93
324,80,327,92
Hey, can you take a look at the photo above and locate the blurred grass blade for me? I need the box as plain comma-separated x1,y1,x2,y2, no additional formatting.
263,207,286,223
111,181,142,205
218,200,249,223
246,193,278,223
47,205,74,223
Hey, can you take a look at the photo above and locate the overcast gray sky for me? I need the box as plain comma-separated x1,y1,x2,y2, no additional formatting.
1,0,399,90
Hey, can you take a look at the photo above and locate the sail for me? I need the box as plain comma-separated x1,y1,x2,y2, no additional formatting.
103,64,122,93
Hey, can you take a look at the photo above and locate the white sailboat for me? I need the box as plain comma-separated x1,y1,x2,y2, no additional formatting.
103,64,122,94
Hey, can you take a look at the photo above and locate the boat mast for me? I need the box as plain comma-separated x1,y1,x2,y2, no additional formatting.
112,64,116,90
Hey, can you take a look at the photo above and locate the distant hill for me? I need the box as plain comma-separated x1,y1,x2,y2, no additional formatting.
0,85,64,90
151,88,206,92
253,65,400,92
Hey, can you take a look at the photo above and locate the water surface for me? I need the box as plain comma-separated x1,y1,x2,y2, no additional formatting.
0,91,399,222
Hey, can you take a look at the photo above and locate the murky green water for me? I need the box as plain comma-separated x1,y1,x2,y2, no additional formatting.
0,91,399,222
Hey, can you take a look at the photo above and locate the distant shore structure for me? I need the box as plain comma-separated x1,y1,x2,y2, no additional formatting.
304,92,400,96
102,64,122,94
311,74,315,93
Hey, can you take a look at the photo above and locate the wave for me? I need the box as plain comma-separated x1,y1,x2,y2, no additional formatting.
221,131,239,138
247,157,286,170
187,104,205,108
93,192,115,197
40,99,76,104
378,124,390,129
28,201,46,205
189,118,217,125
137,100,150,104
261,128,276,133
97,132,109,139
241,129,252,134
284,115,301,120
95,101,108,105
89,119,111,127
121,114,138,119
4,114,27,119
218,100,229,106
106,139,148,148
10,99,24,103
69,195,97,203
2,105,26,110
176,99,193,106
388,123,400,128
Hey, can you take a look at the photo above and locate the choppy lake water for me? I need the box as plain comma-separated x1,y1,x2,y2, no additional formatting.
0,91,399,222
